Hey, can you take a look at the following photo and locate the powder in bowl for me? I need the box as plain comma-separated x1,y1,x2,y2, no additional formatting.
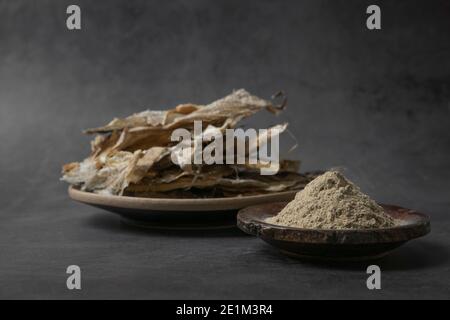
266,171,396,230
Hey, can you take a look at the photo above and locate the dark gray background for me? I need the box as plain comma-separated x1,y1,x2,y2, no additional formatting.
1,0,449,299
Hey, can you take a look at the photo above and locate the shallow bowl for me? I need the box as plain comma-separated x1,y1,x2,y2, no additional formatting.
237,202,431,261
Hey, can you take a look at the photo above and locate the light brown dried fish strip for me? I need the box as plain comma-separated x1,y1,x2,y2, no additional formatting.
84,89,282,134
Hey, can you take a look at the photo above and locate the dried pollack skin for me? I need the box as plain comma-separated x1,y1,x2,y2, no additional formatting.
62,89,318,197
84,89,284,134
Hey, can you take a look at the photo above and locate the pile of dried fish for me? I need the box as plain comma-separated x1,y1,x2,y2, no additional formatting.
61,89,319,198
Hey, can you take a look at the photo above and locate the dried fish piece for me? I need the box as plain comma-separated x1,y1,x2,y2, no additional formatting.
62,151,135,193
101,151,143,195
84,110,175,134
90,130,121,160
109,127,174,152
126,147,169,184
62,158,98,187
84,89,283,134
218,172,312,192
233,159,300,173
164,89,285,130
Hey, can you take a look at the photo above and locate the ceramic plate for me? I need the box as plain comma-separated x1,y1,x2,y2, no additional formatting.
68,186,298,229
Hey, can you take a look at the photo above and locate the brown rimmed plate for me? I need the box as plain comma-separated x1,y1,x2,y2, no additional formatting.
237,202,431,261
68,186,299,230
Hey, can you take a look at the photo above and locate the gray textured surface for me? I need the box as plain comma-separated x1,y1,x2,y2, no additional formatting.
0,0,449,299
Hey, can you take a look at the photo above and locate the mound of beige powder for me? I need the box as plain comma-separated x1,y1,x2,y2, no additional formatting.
267,171,396,229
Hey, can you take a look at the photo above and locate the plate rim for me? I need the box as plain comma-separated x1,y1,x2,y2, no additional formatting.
68,186,298,212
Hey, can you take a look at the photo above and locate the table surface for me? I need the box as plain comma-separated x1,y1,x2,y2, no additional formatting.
1,190,449,300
